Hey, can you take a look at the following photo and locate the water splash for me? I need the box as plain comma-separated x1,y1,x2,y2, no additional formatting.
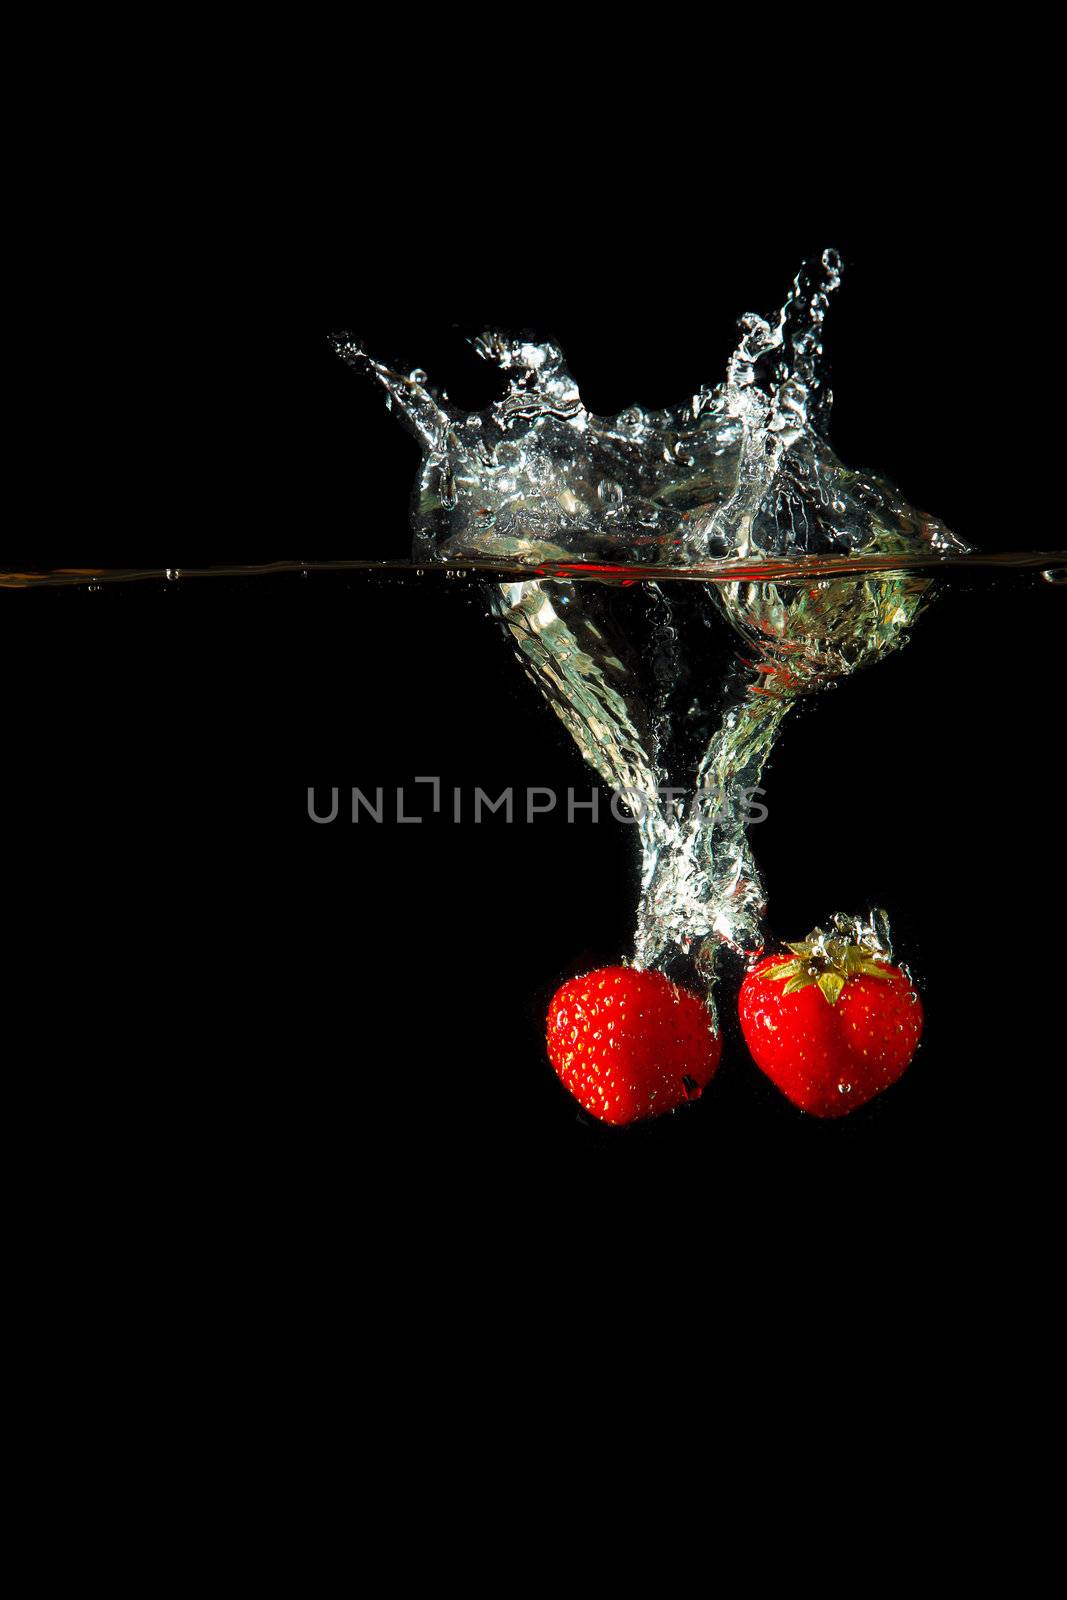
336,253,972,978
333,251,962,569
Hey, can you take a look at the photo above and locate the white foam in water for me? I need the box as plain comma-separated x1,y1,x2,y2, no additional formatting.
335,255,976,983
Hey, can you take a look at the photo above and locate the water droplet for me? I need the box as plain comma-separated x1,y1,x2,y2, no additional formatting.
837,1082,852,1095
1041,567,1067,585
165,568,181,581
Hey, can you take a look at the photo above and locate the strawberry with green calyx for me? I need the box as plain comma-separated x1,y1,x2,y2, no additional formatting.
547,965,721,1126
738,914,922,1117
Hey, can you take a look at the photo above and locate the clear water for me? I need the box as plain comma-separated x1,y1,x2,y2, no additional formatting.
324,252,1064,986
4,252,1064,1000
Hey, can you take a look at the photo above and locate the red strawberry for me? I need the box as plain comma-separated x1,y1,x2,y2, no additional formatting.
738,924,923,1117
547,965,721,1126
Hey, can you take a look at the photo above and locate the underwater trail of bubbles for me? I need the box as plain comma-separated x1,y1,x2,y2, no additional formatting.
335,250,972,994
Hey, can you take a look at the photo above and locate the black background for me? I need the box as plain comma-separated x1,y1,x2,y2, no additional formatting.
8,131,1065,1277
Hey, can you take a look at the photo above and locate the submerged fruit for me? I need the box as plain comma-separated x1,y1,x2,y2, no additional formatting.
546,965,721,1126
739,927,923,1116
